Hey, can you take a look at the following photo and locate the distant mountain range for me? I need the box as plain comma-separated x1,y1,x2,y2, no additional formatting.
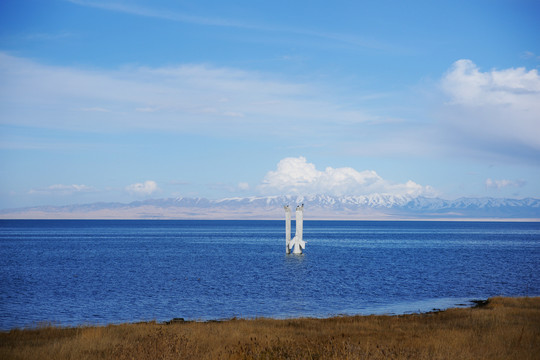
1,195,539,220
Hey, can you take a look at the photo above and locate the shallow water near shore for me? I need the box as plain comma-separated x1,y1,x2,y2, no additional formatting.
1,220,539,329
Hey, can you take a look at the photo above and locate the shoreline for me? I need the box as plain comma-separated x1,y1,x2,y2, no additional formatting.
160,298,492,325
2,296,539,359
0,296,491,332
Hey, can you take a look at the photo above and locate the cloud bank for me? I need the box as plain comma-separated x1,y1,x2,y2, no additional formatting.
3,53,538,165
440,60,540,155
259,157,434,197
0,52,372,139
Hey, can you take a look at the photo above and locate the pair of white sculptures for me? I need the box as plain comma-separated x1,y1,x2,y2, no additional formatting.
284,204,306,254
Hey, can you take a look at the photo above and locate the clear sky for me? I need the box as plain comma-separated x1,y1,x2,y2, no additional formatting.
1,0,539,208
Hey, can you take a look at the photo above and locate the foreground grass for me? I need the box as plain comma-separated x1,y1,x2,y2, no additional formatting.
1,297,539,359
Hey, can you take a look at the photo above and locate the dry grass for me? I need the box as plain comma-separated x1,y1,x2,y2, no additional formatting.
1,297,539,359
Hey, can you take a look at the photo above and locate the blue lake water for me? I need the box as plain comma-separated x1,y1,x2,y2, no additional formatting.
0,220,539,330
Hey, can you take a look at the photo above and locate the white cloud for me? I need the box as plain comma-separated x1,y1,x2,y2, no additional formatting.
81,107,110,112
440,59,540,152
0,52,375,138
29,184,94,195
442,59,540,106
135,107,158,112
238,182,250,190
521,51,540,61
485,178,526,190
125,180,159,195
259,156,434,197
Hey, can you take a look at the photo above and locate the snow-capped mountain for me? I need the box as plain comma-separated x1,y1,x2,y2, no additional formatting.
1,195,539,220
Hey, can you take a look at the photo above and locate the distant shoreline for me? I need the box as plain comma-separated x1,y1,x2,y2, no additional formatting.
1,217,539,222
2,195,539,220
1,296,538,360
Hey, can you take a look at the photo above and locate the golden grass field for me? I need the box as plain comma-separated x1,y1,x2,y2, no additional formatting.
1,296,539,359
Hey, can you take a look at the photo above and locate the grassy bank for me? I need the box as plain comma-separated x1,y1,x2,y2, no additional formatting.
1,297,539,359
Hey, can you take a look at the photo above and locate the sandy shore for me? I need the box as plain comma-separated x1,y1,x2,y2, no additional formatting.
1,296,539,359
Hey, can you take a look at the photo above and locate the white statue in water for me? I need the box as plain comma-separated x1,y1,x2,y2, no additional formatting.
284,204,306,254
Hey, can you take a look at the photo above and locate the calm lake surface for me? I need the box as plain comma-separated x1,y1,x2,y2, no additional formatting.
0,220,539,330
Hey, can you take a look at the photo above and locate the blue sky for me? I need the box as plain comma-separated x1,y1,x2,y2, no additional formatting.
1,0,539,208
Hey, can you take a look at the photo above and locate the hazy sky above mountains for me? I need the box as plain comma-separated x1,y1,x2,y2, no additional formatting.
1,0,539,208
